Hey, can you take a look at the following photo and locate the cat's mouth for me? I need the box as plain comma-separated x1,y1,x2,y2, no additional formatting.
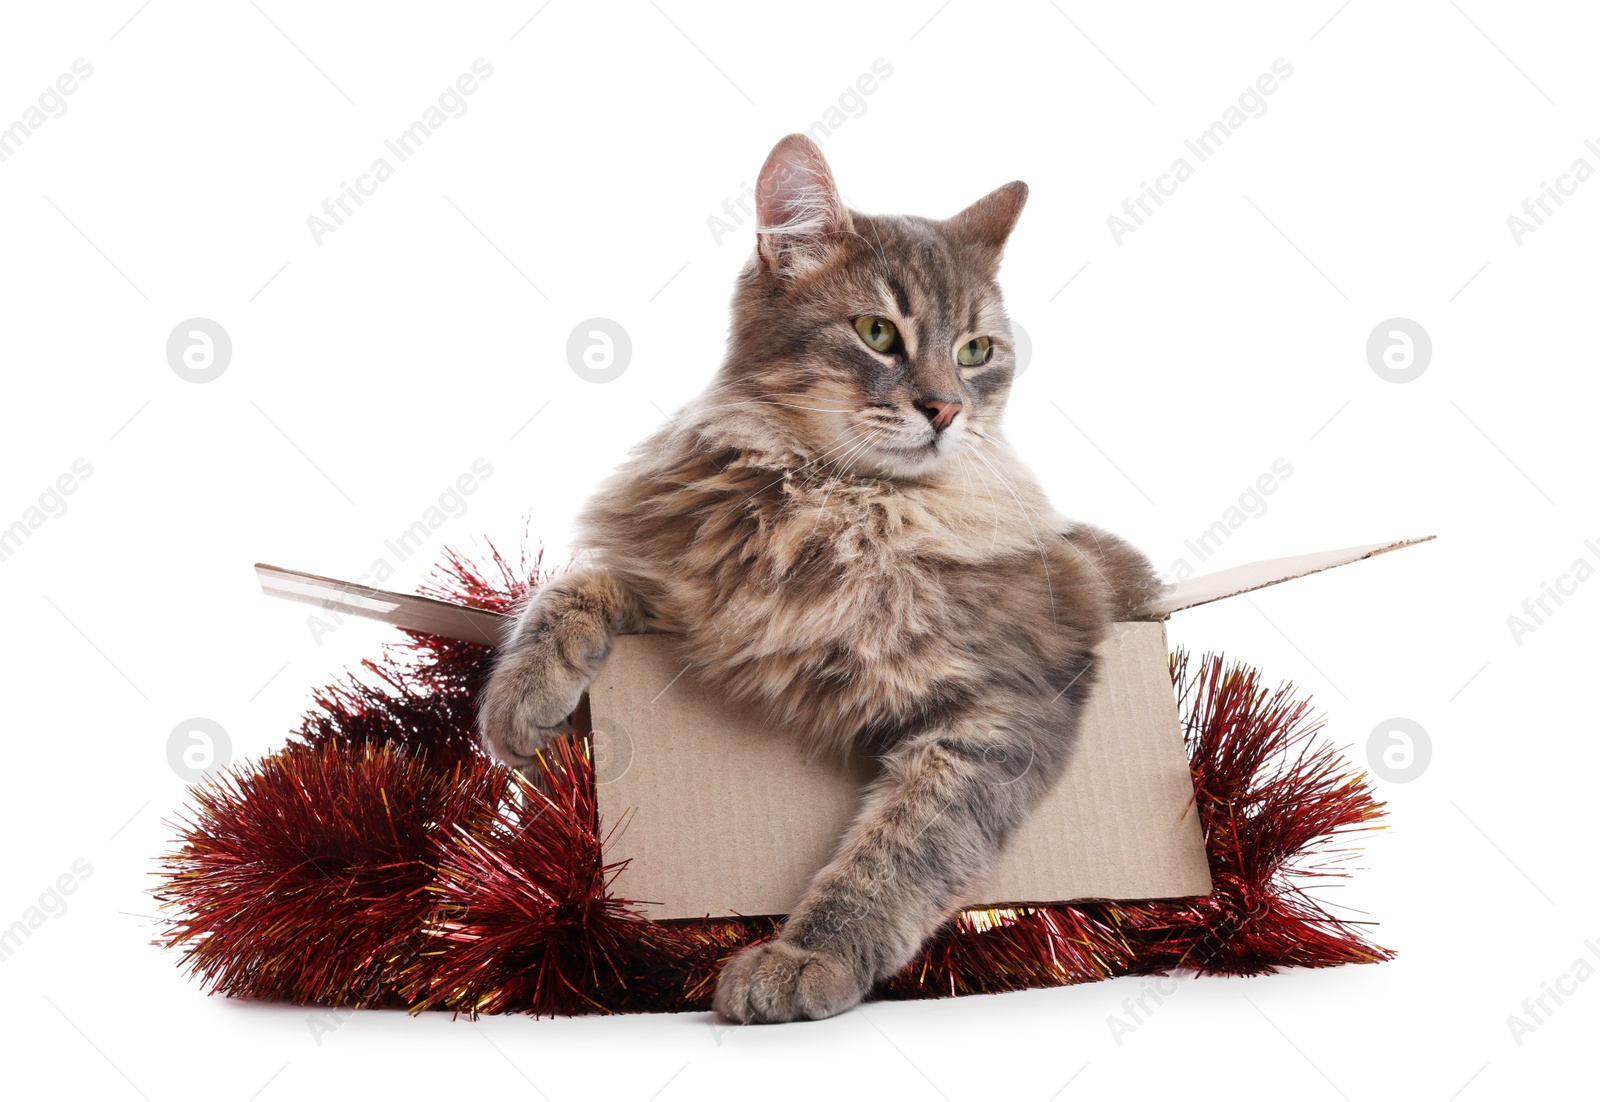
862,434,950,477
877,439,938,456
841,415,960,476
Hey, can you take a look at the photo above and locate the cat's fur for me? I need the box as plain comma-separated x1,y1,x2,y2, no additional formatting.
479,134,1162,1023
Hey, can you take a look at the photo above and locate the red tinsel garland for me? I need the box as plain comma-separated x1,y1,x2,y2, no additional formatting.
155,543,1392,1016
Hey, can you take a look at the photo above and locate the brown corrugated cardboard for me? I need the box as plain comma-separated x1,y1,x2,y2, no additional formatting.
589,622,1211,919
586,634,878,918
255,563,506,645
1150,536,1433,617
256,535,1431,920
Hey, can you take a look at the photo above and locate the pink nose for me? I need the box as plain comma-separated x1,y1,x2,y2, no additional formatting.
918,399,962,432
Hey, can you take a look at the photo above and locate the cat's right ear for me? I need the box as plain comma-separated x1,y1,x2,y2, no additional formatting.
754,134,851,273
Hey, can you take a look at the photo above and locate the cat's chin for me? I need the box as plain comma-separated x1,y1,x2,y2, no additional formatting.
861,441,948,481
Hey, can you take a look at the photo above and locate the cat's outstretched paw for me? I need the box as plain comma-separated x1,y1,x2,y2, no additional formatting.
477,642,589,771
712,940,868,1024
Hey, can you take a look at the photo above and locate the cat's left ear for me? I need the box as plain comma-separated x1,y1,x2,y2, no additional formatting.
947,181,1029,256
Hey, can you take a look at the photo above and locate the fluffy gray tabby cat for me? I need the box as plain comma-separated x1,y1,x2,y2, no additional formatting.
479,134,1161,1022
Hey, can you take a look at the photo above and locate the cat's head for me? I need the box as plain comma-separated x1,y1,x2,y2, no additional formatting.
719,134,1027,481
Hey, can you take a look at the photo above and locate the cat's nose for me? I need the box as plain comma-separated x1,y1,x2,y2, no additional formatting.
915,398,962,432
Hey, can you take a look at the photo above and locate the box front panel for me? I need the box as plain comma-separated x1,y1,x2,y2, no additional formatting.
591,624,1211,920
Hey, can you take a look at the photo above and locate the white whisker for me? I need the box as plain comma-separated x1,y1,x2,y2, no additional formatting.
968,439,1056,624
971,431,1119,598
737,424,876,507
806,428,883,538
956,448,1001,554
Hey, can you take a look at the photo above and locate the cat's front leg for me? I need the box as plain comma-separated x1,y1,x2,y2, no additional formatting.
712,708,1077,1023
478,566,646,771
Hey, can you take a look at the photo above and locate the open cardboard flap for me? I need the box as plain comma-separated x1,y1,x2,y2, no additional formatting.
1150,537,1434,617
255,535,1430,920
256,564,506,645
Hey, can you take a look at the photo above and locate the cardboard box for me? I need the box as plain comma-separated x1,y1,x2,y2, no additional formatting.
258,536,1429,920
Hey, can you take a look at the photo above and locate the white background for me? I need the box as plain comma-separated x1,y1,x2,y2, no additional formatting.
1,1,1595,1098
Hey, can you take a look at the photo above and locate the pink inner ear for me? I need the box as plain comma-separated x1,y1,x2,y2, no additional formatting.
755,135,847,245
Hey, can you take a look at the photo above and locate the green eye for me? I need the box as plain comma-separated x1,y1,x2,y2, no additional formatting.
957,336,991,367
854,315,898,354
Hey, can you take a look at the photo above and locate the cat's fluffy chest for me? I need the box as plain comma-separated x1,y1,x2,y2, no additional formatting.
764,463,1053,573
577,427,1089,740
651,461,1069,733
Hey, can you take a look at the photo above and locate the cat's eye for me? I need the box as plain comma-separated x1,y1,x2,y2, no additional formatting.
854,315,899,354
957,336,992,367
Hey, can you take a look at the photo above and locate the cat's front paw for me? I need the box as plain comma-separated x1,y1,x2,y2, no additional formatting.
712,940,868,1024
477,643,589,771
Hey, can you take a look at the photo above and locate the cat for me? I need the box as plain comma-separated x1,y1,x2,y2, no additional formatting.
478,133,1162,1023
